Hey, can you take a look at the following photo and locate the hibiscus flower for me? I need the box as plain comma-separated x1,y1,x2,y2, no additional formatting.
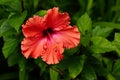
21,7,80,64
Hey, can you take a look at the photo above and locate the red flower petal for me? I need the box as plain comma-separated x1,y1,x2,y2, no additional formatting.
41,40,64,64
53,26,80,48
21,37,47,58
44,7,70,29
21,37,64,64
22,15,45,38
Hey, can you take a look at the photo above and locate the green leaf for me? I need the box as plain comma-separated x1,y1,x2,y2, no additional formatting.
35,10,47,17
81,65,97,80
77,13,92,46
92,26,113,38
113,33,120,56
68,55,86,79
0,20,16,36
77,13,92,35
0,0,22,13
2,36,19,58
112,59,120,76
8,11,27,32
90,36,115,54
94,22,120,29
50,68,58,80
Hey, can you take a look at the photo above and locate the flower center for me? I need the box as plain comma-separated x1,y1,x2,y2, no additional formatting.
43,28,54,37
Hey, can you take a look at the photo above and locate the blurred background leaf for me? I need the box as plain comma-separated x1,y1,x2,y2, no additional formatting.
113,33,120,56
68,55,86,79
8,11,27,32
2,36,20,58
0,0,22,13
90,36,115,54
